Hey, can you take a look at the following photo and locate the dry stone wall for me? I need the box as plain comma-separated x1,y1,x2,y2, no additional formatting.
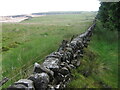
7,20,96,90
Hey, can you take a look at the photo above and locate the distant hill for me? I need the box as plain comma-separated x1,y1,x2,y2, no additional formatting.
32,11,96,15
32,11,82,15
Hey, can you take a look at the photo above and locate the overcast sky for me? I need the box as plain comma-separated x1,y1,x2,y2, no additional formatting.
0,0,100,16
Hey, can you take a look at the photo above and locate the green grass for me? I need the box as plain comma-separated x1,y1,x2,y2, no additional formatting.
22,12,96,25
67,21,118,88
2,12,96,88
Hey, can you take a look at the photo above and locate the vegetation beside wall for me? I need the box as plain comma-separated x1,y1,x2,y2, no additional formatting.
67,21,118,88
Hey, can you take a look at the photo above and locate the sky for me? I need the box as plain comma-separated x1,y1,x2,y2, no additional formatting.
0,0,100,16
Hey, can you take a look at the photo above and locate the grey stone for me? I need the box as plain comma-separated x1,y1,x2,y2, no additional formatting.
28,73,49,90
33,63,54,81
7,79,35,90
59,67,70,75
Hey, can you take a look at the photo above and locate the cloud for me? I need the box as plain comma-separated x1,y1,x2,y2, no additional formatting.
0,0,100,16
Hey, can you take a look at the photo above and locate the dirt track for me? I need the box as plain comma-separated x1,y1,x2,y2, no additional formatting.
0,15,45,23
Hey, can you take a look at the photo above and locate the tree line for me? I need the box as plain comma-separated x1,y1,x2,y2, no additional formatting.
97,2,120,31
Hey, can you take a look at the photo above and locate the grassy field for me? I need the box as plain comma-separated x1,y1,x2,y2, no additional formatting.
67,21,118,88
2,12,97,88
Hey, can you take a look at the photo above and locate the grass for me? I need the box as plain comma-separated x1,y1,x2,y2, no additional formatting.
67,21,118,88
1,12,97,88
22,12,96,25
